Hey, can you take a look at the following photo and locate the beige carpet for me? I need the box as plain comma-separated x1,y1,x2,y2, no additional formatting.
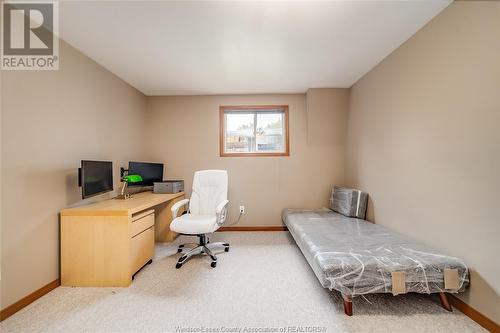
1,232,486,333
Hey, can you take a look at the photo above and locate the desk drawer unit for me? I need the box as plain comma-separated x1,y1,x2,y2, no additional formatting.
130,226,154,275
131,210,155,237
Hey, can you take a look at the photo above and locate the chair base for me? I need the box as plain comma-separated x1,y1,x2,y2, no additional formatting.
175,234,229,269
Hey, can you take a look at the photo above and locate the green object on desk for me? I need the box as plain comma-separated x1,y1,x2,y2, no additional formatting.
124,174,143,183
117,174,143,199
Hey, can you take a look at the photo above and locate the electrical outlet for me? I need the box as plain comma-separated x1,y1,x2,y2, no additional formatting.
239,205,245,214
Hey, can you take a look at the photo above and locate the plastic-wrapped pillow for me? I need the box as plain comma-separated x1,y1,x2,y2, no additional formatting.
329,186,368,219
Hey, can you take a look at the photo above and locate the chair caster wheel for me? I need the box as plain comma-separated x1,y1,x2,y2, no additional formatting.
176,263,182,269
211,261,217,268
225,247,229,252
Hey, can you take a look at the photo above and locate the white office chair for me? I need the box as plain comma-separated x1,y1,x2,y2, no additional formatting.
170,170,230,268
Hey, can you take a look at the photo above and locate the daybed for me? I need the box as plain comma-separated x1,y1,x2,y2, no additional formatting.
282,187,469,316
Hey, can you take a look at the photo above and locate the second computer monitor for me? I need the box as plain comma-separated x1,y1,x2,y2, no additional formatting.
128,161,164,187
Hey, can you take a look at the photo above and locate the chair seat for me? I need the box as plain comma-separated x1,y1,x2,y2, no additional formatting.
170,214,218,234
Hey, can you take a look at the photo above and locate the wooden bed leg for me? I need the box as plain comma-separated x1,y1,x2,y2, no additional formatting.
438,292,452,312
342,294,353,316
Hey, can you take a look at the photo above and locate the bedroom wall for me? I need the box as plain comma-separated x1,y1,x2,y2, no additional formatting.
0,40,147,309
345,1,500,322
144,90,349,227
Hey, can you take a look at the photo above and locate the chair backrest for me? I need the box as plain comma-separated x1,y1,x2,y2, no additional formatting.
189,170,228,215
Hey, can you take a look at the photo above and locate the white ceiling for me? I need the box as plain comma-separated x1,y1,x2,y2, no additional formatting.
58,1,451,96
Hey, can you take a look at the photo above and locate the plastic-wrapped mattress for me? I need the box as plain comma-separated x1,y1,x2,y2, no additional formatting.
282,208,469,297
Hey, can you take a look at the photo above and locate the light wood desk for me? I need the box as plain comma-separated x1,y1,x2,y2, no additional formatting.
60,191,185,287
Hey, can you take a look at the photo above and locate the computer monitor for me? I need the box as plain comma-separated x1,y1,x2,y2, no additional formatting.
127,161,164,187
79,160,113,199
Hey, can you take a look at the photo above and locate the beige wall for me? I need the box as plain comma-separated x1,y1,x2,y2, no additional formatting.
144,91,349,227
0,40,147,309
345,1,500,323
306,89,349,147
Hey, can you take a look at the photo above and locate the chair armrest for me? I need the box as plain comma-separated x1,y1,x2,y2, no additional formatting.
216,200,229,226
171,199,190,219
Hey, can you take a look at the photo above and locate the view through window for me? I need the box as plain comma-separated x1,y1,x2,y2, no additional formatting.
220,106,289,156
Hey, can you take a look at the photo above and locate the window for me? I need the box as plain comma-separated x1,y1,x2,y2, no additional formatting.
220,105,289,157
